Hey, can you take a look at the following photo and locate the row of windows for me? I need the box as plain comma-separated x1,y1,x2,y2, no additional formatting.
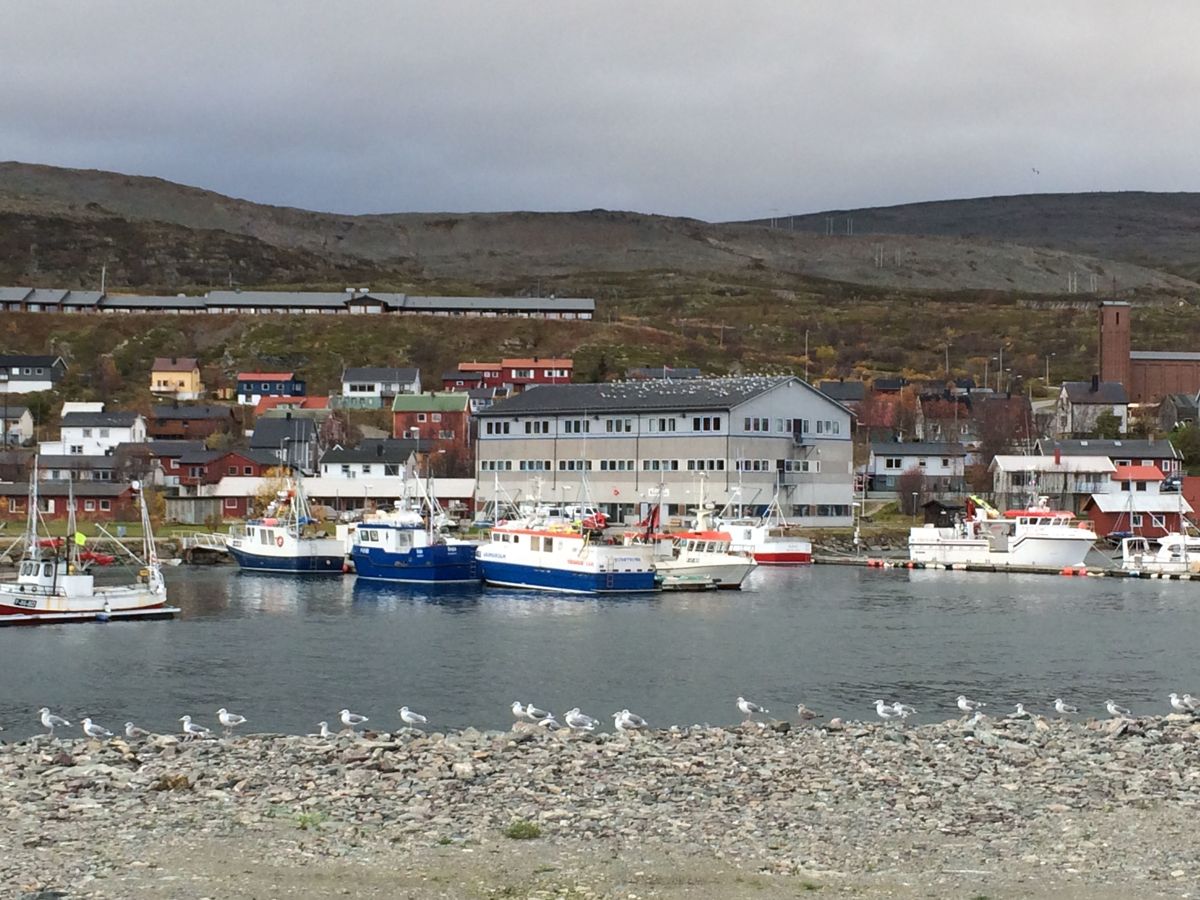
7,498,111,512
480,457,824,474
481,414,849,437
882,456,954,469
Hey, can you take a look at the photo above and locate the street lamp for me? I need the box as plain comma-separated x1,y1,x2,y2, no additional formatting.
1045,352,1056,386
911,491,918,525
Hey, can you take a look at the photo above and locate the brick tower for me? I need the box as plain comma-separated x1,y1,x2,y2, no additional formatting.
1098,301,1131,388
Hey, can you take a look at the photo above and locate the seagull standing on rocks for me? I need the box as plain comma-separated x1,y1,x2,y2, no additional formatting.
1183,694,1200,712
736,696,768,721
217,708,247,737
1054,698,1079,716
315,721,333,739
956,695,984,714
81,718,113,740
795,703,819,720
39,708,71,736
1009,703,1031,719
511,701,534,723
1169,693,1191,713
525,702,552,722
1105,700,1131,718
399,706,427,728
892,702,917,719
125,722,151,739
565,708,598,732
613,709,648,732
339,709,369,732
179,715,211,741
536,715,561,730
874,699,898,721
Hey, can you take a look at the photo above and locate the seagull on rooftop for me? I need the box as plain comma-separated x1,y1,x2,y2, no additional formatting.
339,709,369,731
81,718,113,740
39,708,70,736
124,722,151,739
399,706,427,728
217,708,247,736
956,695,984,714
179,715,211,740
1105,699,1131,718
1054,698,1079,716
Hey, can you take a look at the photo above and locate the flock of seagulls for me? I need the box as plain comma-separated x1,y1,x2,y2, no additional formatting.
17,692,1200,742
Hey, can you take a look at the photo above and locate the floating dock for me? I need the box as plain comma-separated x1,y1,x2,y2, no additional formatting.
815,555,1200,580
0,606,181,627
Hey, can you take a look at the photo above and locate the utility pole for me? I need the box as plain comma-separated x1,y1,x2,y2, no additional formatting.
100,264,106,293
803,329,809,382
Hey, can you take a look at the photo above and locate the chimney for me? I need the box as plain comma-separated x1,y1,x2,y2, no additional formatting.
1090,374,1099,393
1054,447,1062,465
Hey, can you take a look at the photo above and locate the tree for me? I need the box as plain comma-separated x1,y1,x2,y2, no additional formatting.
1093,410,1122,440
898,466,927,516
975,397,1033,469
1172,425,1200,475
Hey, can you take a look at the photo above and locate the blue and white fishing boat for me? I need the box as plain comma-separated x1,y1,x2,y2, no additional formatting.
478,500,657,593
226,476,344,574
351,507,479,584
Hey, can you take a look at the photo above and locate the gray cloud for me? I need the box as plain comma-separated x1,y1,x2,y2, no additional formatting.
2,1,1197,219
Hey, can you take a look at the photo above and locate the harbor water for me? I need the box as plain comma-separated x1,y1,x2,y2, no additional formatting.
1,565,1196,738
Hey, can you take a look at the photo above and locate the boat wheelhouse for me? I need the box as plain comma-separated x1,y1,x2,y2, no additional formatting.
478,522,656,593
351,507,479,584
1119,533,1200,575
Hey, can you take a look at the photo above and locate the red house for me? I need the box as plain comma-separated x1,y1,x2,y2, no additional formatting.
392,393,471,459
443,358,572,393
176,448,283,489
0,482,136,522
1082,466,1192,538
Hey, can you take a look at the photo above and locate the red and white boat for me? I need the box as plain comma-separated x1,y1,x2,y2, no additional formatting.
0,465,171,620
720,519,813,565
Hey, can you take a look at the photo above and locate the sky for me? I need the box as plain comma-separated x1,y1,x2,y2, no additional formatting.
2,2,1198,220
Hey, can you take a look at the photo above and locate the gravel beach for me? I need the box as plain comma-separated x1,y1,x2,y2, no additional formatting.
4,715,1200,898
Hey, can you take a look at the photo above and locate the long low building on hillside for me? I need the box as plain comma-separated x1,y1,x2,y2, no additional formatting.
0,287,594,319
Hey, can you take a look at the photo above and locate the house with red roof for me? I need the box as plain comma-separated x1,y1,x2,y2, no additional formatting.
236,371,306,406
1082,465,1192,538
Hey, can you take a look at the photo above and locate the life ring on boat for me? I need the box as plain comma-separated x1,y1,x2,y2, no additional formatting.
275,536,285,547
612,488,620,496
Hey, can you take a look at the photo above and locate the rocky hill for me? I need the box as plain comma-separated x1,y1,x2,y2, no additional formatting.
1,162,1196,295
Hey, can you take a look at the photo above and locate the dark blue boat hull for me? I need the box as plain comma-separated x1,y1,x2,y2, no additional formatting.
479,559,657,593
351,543,479,584
228,547,344,574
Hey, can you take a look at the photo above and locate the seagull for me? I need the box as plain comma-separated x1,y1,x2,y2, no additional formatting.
179,715,211,740
315,721,333,739
565,708,598,732
39,707,71,736
968,710,987,727
874,699,898,721
1169,693,1191,713
1105,699,1131,718
1008,703,1031,719
536,715,561,730
511,701,538,723
613,709,648,732
124,722,151,739
217,708,247,736
339,709,368,731
736,696,769,720
892,702,918,719
81,718,113,740
1054,698,1079,715
398,706,427,728
795,703,819,720
1183,693,1200,712
956,695,984,714
525,702,552,722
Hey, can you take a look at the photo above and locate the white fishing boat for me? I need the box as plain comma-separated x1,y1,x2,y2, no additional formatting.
0,464,171,619
908,495,1097,568
717,490,812,565
1119,533,1200,575
226,475,345,574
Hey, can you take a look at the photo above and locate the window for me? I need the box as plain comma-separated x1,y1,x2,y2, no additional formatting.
243,466,253,475
362,465,372,475
1136,481,1147,492
341,465,351,476
941,458,950,467
781,459,820,473
511,368,534,379
417,413,427,422
70,445,83,455
563,419,590,434
884,457,902,470
646,417,676,433
605,418,633,433
1131,513,1144,528
918,458,927,468
384,464,399,476
559,459,592,471
1120,480,1132,492
224,497,237,508
524,420,550,434
480,460,514,471
99,500,110,511
7,498,17,513
100,428,109,439
228,466,238,475
438,430,455,440
82,428,93,438
84,499,96,511
432,413,442,423
485,421,512,435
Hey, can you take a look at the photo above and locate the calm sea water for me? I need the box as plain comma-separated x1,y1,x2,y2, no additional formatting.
0,565,1194,739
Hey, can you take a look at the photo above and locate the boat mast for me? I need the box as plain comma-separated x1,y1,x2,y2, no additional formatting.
25,456,40,559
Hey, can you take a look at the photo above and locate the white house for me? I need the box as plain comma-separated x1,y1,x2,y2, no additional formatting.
1,406,34,445
867,442,967,495
340,367,421,400
474,375,855,526
39,411,147,457
0,354,66,394
319,440,422,479
1056,378,1128,437
989,453,1116,513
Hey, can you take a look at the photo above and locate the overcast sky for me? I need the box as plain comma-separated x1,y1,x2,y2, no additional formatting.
2,2,1197,220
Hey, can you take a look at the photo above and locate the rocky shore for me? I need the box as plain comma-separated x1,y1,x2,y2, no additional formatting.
4,715,1200,898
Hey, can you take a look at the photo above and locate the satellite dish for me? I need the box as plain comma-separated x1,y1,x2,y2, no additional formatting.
131,479,141,491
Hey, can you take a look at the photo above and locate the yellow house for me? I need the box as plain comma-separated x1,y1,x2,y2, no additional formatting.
150,357,205,400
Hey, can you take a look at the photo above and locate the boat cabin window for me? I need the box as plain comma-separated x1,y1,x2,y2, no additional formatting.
529,536,541,551
543,537,553,553
43,562,53,577
260,529,272,545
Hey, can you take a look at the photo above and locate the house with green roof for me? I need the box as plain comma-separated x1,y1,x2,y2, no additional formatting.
392,392,472,461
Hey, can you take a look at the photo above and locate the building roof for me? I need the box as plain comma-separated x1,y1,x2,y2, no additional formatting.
249,416,317,448
342,366,419,383
1084,493,1194,514
392,393,471,413
60,411,141,428
0,481,131,497
1164,393,1199,414
1,406,30,419
1062,380,1128,404
152,404,233,420
0,287,33,302
873,377,906,392
870,441,968,457
501,357,573,368
818,380,867,402
990,454,1117,473
1036,439,1182,460
105,294,206,310
1113,465,1165,481
1130,350,1200,362
0,354,64,368
476,375,849,417
117,440,206,458
442,370,484,383
36,454,115,469
627,366,703,380
456,362,501,373
321,439,424,465
254,396,329,415
238,372,297,381
151,357,199,372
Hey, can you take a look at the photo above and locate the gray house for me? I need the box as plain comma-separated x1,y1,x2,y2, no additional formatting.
0,354,67,394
